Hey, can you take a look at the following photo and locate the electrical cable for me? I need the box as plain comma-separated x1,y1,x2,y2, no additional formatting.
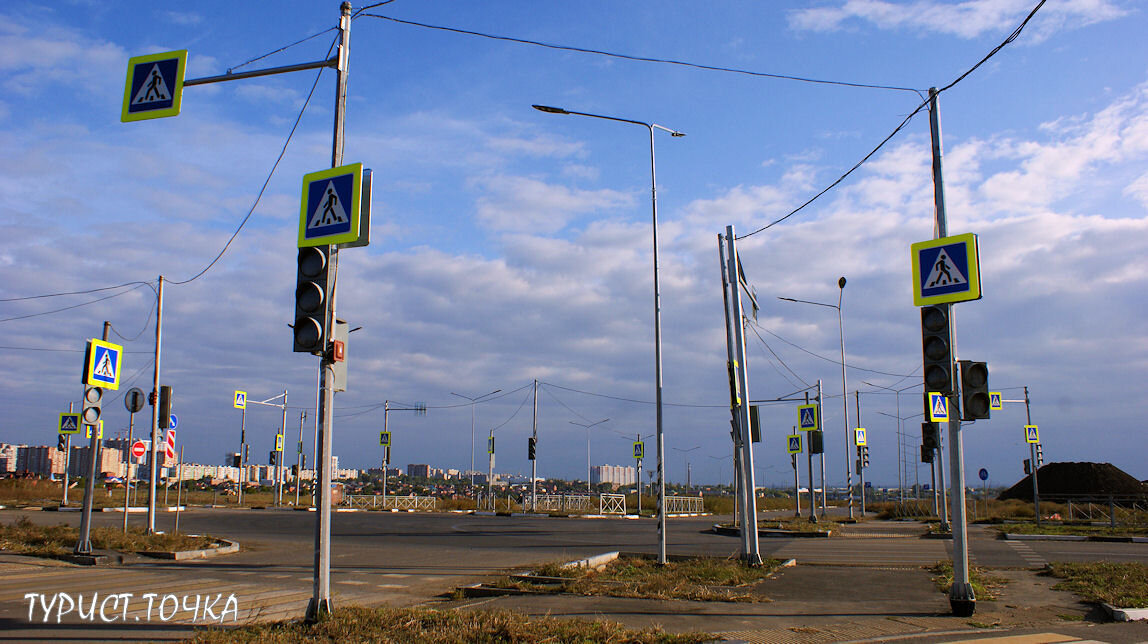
359,13,923,95
540,381,726,409
489,390,532,432
0,282,150,324
747,318,918,379
168,34,338,286
227,27,338,73
736,0,1046,240
745,319,810,389
109,286,159,343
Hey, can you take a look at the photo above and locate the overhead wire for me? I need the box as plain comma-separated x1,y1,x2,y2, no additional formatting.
359,13,923,95
736,0,1046,239
0,282,151,324
541,381,726,409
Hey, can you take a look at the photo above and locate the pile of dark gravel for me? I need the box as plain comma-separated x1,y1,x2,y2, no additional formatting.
998,462,1147,502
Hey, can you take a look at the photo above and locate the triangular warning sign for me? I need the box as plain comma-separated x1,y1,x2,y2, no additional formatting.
923,249,968,289
94,350,116,380
800,408,815,426
931,395,948,418
789,437,800,451
61,416,77,430
132,64,172,105
308,181,349,229
1026,427,1039,441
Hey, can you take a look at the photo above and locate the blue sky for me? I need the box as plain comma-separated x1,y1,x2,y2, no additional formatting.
1,1,1145,491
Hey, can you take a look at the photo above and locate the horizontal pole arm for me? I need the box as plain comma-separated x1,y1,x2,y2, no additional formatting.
185,56,338,87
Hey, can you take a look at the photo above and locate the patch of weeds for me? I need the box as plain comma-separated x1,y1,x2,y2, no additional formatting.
928,561,1007,601
0,516,215,557
1045,561,1148,608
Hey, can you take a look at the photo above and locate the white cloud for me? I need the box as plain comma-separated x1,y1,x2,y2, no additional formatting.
473,175,634,234
787,0,1128,41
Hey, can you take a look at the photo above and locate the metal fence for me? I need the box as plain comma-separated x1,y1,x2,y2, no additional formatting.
600,494,626,515
534,494,594,513
665,495,704,514
344,495,437,511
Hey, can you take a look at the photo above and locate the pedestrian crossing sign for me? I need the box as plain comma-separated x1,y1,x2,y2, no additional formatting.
989,392,1003,411
855,428,867,447
58,413,81,435
85,420,104,440
633,441,644,459
299,163,363,248
786,434,802,454
234,391,247,409
1024,424,1040,444
927,392,949,422
83,339,123,390
797,403,820,432
380,431,390,447
911,233,982,306
121,50,187,122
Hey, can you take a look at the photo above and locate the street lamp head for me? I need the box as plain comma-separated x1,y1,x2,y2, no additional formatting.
838,276,847,289
532,104,568,115
670,131,686,137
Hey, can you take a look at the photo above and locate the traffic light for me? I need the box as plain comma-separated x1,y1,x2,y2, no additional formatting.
861,445,870,468
57,434,67,451
922,422,940,451
527,436,536,460
230,454,241,467
809,430,824,454
920,305,953,394
921,444,934,463
157,385,173,430
269,451,277,467
1035,444,1044,467
749,405,762,443
959,360,990,421
82,385,103,430
293,246,331,353
1024,458,1032,475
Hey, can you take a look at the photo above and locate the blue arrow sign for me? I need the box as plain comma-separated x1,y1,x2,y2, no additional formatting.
169,413,179,430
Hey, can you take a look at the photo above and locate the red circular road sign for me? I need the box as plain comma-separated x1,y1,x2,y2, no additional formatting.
131,440,147,459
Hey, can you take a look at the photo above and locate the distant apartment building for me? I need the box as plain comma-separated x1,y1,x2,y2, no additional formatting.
407,463,431,478
67,444,126,479
0,444,20,473
590,464,636,488
16,446,67,477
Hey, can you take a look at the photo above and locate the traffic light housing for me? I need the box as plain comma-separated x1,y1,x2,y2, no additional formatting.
293,246,331,353
861,445,870,468
959,360,990,421
157,385,173,430
1024,458,1032,475
922,422,940,451
921,444,934,463
809,430,824,454
81,385,103,429
1035,444,1044,467
230,454,241,467
527,436,536,460
920,305,953,395
749,405,762,443
57,434,67,451
269,451,277,467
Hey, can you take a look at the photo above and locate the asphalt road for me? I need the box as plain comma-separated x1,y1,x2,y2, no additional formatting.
2,507,1146,641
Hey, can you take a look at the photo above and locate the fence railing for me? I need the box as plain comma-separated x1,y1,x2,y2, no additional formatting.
344,494,437,510
665,495,704,514
600,494,626,515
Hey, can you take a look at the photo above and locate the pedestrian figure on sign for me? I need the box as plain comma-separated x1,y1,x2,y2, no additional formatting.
930,255,954,286
321,188,338,223
142,69,166,102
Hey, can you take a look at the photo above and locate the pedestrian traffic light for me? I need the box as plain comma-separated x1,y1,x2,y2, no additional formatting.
809,430,824,454
920,305,953,395
921,444,934,463
157,385,173,430
293,245,331,353
57,434,67,451
861,446,870,468
1035,444,1044,467
81,385,103,428
527,436,536,460
959,360,990,421
922,422,940,451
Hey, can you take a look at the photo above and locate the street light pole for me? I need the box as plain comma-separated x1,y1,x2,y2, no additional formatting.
451,389,501,499
865,381,922,507
778,277,854,519
533,104,683,564
570,418,609,493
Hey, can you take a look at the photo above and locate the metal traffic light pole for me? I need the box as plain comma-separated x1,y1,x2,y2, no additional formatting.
929,87,975,618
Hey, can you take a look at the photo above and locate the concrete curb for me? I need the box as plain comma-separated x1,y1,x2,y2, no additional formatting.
1003,533,1144,542
711,524,830,538
145,537,240,561
562,551,620,571
1103,603,1148,621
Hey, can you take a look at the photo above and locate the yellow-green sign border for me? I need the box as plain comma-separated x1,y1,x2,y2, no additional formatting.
855,428,867,447
234,390,247,409
84,338,124,391
797,403,820,432
786,434,802,454
911,232,982,307
58,413,81,435
120,50,187,122
1024,424,1040,444
927,392,949,422
298,162,363,248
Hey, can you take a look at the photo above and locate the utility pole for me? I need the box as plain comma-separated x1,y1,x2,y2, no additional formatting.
1025,386,1040,525
817,379,826,518
147,276,164,534
295,410,306,506
792,427,801,518
237,402,246,505
531,379,538,512
929,86,974,617
805,391,816,522
62,402,73,506
278,389,288,506
382,401,389,506
856,391,866,515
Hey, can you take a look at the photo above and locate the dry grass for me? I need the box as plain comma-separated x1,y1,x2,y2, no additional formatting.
501,555,782,603
1046,562,1148,608
186,605,709,643
0,478,305,509
928,560,1008,601
0,516,216,557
